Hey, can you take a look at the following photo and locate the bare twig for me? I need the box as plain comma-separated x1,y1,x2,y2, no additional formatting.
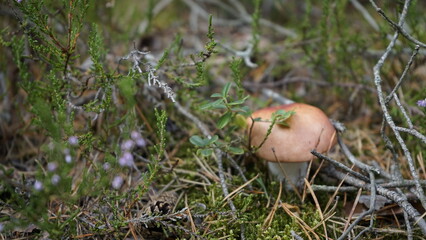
369,0,426,210
353,171,377,240
337,137,384,177
322,165,426,235
311,150,370,183
312,179,426,192
219,42,258,68
385,46,419,104
369,1,426,48
260,89,294,105
395,126,426,144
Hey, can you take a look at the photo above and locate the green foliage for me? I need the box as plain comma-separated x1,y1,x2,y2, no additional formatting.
189,135,218,156
117,75,136,107
144,0,155,34
201,82,250,129
271,109,294,127
1,1,128,237
251,0,262,50
189,56,251,157
133,109,167,198
32,96,61,140
205,15,217,57
10,36,30,81
89,23,106,76
17,0,89,71
153,108,168,159
230,57,245,97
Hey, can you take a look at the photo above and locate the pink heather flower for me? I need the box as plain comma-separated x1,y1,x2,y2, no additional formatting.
51,174,60,185
68,136,79,146
131,131,146,147
65,154,72,163
47,162,57,172
131,131,142,140
135,138,147,147
103,162,111,171
121,139,135,151
112,175,123,189
34,180,43,191
417,99,426,107
119,152,134,167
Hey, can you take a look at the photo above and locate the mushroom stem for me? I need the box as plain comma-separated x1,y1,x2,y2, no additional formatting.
267,161,309,190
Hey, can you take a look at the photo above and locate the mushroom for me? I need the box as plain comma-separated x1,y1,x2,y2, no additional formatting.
247,103,337,190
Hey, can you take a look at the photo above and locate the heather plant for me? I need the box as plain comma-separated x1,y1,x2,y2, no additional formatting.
0,0,170,238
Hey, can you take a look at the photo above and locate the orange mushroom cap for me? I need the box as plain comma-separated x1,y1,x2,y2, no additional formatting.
247,103,337,163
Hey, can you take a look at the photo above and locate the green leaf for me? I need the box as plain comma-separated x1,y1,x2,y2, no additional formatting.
234,114,248,128
190,135,206,147
200,148,213,156
228,95,249,106
272,110,295,126
206,135,219,145
199,101,215,110
199,99,225,110
210,93,222,98
190,135,217,147
231,106,251,113
235,106,251,116
221,82,232,97
229,147,244,155
217,111,233,129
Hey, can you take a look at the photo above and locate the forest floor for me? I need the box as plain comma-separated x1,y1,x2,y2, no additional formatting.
1,0,426,239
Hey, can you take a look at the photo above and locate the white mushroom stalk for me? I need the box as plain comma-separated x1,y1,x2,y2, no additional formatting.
247,103,337,190
267,161,309,189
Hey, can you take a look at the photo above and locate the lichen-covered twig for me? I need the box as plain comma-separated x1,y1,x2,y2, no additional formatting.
369,0,426,210
119,50,176,102
311,150,370,183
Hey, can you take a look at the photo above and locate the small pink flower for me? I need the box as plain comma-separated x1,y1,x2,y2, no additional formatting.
121,139,135,151
34,180,43,191
51,175,60,185
68,136,79,146
131,131,146,147
65,155,72,163
118,152,134,167
417,99,426,107
112,176,123,189
103,162,111,171
47,162,57,172
135,138,146,147
131,131,142,140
